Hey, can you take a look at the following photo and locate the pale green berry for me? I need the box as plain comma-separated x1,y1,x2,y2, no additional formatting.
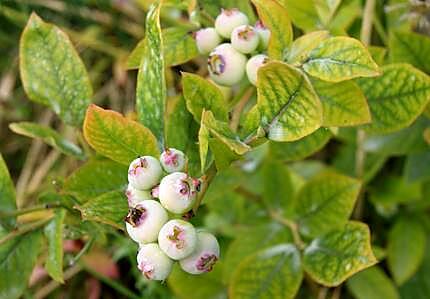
158,219,197,260
215,8,249,38
208,43,247,86
246,54,269,85
159,148,187,173
179,231,220,274
128,156,162,190
137,243,173,281
159,172,201,214
255,20,271,49
195,28,222,54
231,25,260,54
125,184,152,207
125,200,168,244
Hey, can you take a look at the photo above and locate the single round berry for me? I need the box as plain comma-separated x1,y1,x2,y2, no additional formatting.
137,243,173,281
159,148,187,173
246,54,269,86
128,156,162,190
231,25,259,54
215,8,249,38
125,184,152,207
255,20,271,49
125,200,168,244
158,219,197,260
208,43,247,86
151,184,160,199
179,231,220,274
194,27,222,55
158,172,201,214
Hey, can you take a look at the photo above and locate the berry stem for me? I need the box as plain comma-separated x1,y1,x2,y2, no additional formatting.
230,86,255,132
0,202,64,219
269,210,305,250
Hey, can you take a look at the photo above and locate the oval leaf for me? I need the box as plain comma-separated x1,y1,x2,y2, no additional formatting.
303,36,380,82
44,209,66,283
0,154,16,230
230,244,303,299
357,64,430,134
303,221,377,287
20,13,92,126
257,61,322,142
83,105,159,165
286,30,330,65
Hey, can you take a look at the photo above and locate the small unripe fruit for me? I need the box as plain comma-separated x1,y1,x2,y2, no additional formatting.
215,8,249,38
255,20,271,49
125,200,168,244
231,25,259,54
246,54,269,85
158,219,197,260
179,231,220,274
137,243,173,281
159,172,201,214
128,156,162,190
208,43,247,86
159,148,186,173
194,28,222,54
125,184,152,207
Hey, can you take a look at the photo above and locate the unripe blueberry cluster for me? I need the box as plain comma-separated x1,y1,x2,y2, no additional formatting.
194,8,271,86
124,148,220,281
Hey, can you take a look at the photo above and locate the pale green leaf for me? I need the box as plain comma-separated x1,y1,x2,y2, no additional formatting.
294,172,361,238
312,79,371,126
230,244,303,299
357,64,430,134
20,13,92,126
9,122,84,159
257,61,322,142
303,221,377,287
286,31,330,65
314,0,342,25
277,0,320,32
252,0,293,60
303,37,380,82
44,209,66,283
368,46,387,66
182,73,228,122
83,104,160,165
198,115,210,173
208,138,240,171
0,154,16,229
387,217,426,285
136,3,166,140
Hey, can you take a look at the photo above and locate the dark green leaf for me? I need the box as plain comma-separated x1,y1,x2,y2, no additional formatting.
44,209,66,283
404,151,430,183
165,95,194,150
399,248,430,299
0,154,16,229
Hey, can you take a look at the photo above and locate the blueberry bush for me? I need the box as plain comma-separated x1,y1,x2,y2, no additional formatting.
0,0,430,298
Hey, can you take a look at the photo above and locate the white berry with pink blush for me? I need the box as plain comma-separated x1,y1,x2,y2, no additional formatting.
158,219,197,260
246,54,269,86
137,243,173,281
125,184,152,207
179,231,220,274
159,148,186,173
255,20,271,49
158,172,201,214
215,8,249,38
125,200,168,244
128,156,162,190
208,43,247,86
194,28,222,55
231,25,260,54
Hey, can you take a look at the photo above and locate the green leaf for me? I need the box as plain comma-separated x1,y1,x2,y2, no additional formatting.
202,110,250,155
63,159,128,203
0,229,43,299
198,116,210,173
368,46,387,66
294,172,361,238
76,191,128,230
389,30,430,74
346,266,400,299
404,151,430,183
277,0,320,32
230,244,303,299
314,0,342,25
223,223,293,283
399,248,430,299
44,209,66,283
327,0,361,34
357,64,430,134
83,104,159,165
136,3,166,141
257,61,322,142
0,154,16,229
269,128,332,161
165,95,194,150
208,138,241,171
127,27,198,69
303,221,377,287
252,0,293,60
286,31,330,65
182,73,228,122
302,37,380,82
20,13,92,126
312,79,371,126
9,122,84,159
387,217,426,285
